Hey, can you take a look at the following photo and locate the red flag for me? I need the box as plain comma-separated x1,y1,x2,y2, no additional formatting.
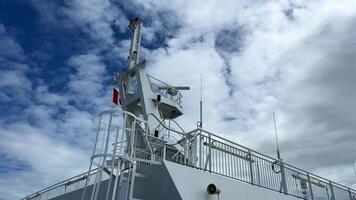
113,88,121,105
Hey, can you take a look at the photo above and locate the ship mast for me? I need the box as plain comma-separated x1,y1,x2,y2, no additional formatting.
128,17,141,68
116,17,189,137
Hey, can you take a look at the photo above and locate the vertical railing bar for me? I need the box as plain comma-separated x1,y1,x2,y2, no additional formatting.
218,142,221,172
281,161,288,194
307,173,315,200
199,134,201,168
258,158,261,186
81,115,103,200
94,112,113,200
261,159,265,187
211,142,214,171
248,150,254,184
238,150,242,180
208,132,212,173
214,142,217,171
329,181,335,200
263,159,268,188
230,147,234,178
111,159,121,200
267,159,272,190
233,148,237,178
105,123,120,200
349,188,353,200
227,146,231,177
128,161,137,200
224,144,227,175
90,115,109,200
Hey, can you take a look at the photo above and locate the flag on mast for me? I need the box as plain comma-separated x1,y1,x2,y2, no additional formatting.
113,87,121,105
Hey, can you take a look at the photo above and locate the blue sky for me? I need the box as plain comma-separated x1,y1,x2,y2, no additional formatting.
1,0,356,199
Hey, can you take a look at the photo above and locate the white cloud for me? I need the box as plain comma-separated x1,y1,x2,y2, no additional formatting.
2,0,356,199
0,124,88,198
139,0,356,188
60,0,126,44
0,26,112,199
68,54,107,97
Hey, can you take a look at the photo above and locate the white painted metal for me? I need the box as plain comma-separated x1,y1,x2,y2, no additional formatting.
164,160,300,200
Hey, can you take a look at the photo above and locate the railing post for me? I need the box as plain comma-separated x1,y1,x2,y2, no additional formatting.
280,161,288,194
208,132,212,173
199,131,202,169
248,150,254,185
349,188,353,200
307,172,314,200
163,145,166,161
329,181,335,200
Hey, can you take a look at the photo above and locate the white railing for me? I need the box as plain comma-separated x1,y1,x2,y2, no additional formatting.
21,168,110,200
22,110,158,200
22,110,356,200
161,127,356,200
80,109,160,200
147,75,183,106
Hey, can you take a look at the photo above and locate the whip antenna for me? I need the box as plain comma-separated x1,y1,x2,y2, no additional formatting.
199,73,203,128
273,112,281,160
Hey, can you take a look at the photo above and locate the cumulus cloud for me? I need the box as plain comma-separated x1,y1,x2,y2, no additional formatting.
0,24,111,199
140,0,356,188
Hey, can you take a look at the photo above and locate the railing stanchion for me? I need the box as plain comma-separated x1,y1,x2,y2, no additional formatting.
248,150,254,185
163,145,166,161
307,172,314,200
208,132,212,173
329,181,335,200
280,161,288,194
199,132,202,169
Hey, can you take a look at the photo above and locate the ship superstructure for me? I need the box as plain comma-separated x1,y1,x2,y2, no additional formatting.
22,18,356,200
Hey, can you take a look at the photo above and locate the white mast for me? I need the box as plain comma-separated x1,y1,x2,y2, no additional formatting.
128,17,141,68
116,17,189,137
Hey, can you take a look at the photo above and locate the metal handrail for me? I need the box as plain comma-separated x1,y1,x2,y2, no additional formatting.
22,110,356,200
197,129,356,193
147,75,183,106
21,168,99,200
165,118,185,133
148,113,188,137
167,128,356,200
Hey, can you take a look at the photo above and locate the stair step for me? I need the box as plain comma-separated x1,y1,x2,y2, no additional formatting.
135,172,146,178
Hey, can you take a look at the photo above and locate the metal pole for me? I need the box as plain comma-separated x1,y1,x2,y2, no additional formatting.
307,172,315,200
128,161,137,200
273,112,281,160
329,181,335,200
163,145,167,160
209,132,212,173
128,18,141,68
81,115,103,200
248,150,254,185
280,161,288,194
349,188,353,200
199,73,203,128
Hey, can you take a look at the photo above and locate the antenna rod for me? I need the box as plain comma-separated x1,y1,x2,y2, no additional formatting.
353,162,356,178
199,73,203,128
273,112,281,160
